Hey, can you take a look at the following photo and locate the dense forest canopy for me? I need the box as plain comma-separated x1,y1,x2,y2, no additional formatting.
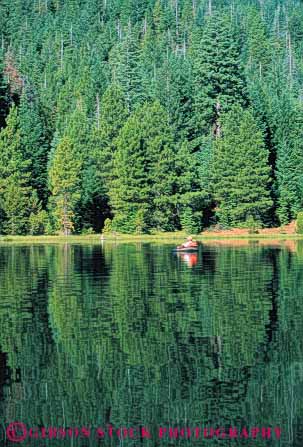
1,0,303,234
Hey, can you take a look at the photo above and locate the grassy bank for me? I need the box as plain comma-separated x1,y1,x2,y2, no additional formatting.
1,231,303,245
0,232,184,245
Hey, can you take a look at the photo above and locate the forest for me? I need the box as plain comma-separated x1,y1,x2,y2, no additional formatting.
0,0,303,235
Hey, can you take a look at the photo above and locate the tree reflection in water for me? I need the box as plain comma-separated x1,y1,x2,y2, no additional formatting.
0,242,302,446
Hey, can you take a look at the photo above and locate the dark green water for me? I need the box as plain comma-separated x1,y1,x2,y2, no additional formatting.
0,242,302,447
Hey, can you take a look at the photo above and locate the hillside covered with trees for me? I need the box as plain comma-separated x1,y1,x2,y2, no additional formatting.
0,0,303,235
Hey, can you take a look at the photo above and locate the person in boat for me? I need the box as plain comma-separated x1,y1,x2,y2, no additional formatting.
180,236,198,249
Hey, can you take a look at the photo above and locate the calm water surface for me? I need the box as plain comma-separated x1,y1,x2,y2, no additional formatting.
0,242,302,447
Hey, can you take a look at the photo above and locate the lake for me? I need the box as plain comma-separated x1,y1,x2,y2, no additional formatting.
0,241,302,446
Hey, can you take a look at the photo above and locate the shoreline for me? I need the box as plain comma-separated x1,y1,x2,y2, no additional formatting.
1,231,303,245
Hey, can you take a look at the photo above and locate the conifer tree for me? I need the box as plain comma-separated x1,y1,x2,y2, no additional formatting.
48,135,82,235
212,105,273,226
258,73,303,224
274,102,303,224
109,27,144,111
152,0,166,35
110,101,176,233
244,8,271,78
175,141,211,233
0,105,34,234
83,84,128,230
191,13,246,145
19,89,50,205
156,54,193,141
92,84,128,183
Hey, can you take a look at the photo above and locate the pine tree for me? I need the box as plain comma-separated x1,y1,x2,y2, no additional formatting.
110,101,176,233
274,102,303,224
175,141,211,233
48,135,82,235
139,27,159,102
82,84,128,230
0,105,34,234
156,54,193,141
212,105,273,226
109,26,144,111
152,0,166,35
191,13,246,145
63,104,93,231
244,8,271,79
258,72,303,224
92,84,128,183
0,179,32,235
19,88,50,205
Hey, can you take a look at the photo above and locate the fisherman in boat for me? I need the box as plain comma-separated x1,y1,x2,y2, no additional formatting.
180,236,198,249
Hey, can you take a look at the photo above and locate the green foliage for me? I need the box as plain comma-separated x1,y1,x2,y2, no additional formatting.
0,106,36,235
81,226,95,235
0,179,30,235
48,135,82,235
1,1,303,233
90,84,128,194
191,13,246,144
180,208,201,234
175,141,210,231
102,218,112,234
245,216,260,234
109,29,144,111
274,99,303,224
244,8,271,78
110,101,177,233
19,89,50,205
28,210,49,235
156,55,193,141
296,212,303,234
134,208,146,234
81,85,128,232
212,105,273,226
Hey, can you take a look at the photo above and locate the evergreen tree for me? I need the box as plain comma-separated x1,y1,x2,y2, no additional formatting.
191,13,246,145
175,141,211,233
258,72,303,224
60,103,92,231
0,105,34,234
109,26,144,111
1,180,32,235
274,102,303,224
48,135,82,235
92,84,128,185
156,54,193,141
244,8,271,79
19,88,50,205
110,101,176,233
83,84,128,231
212,105,273,226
